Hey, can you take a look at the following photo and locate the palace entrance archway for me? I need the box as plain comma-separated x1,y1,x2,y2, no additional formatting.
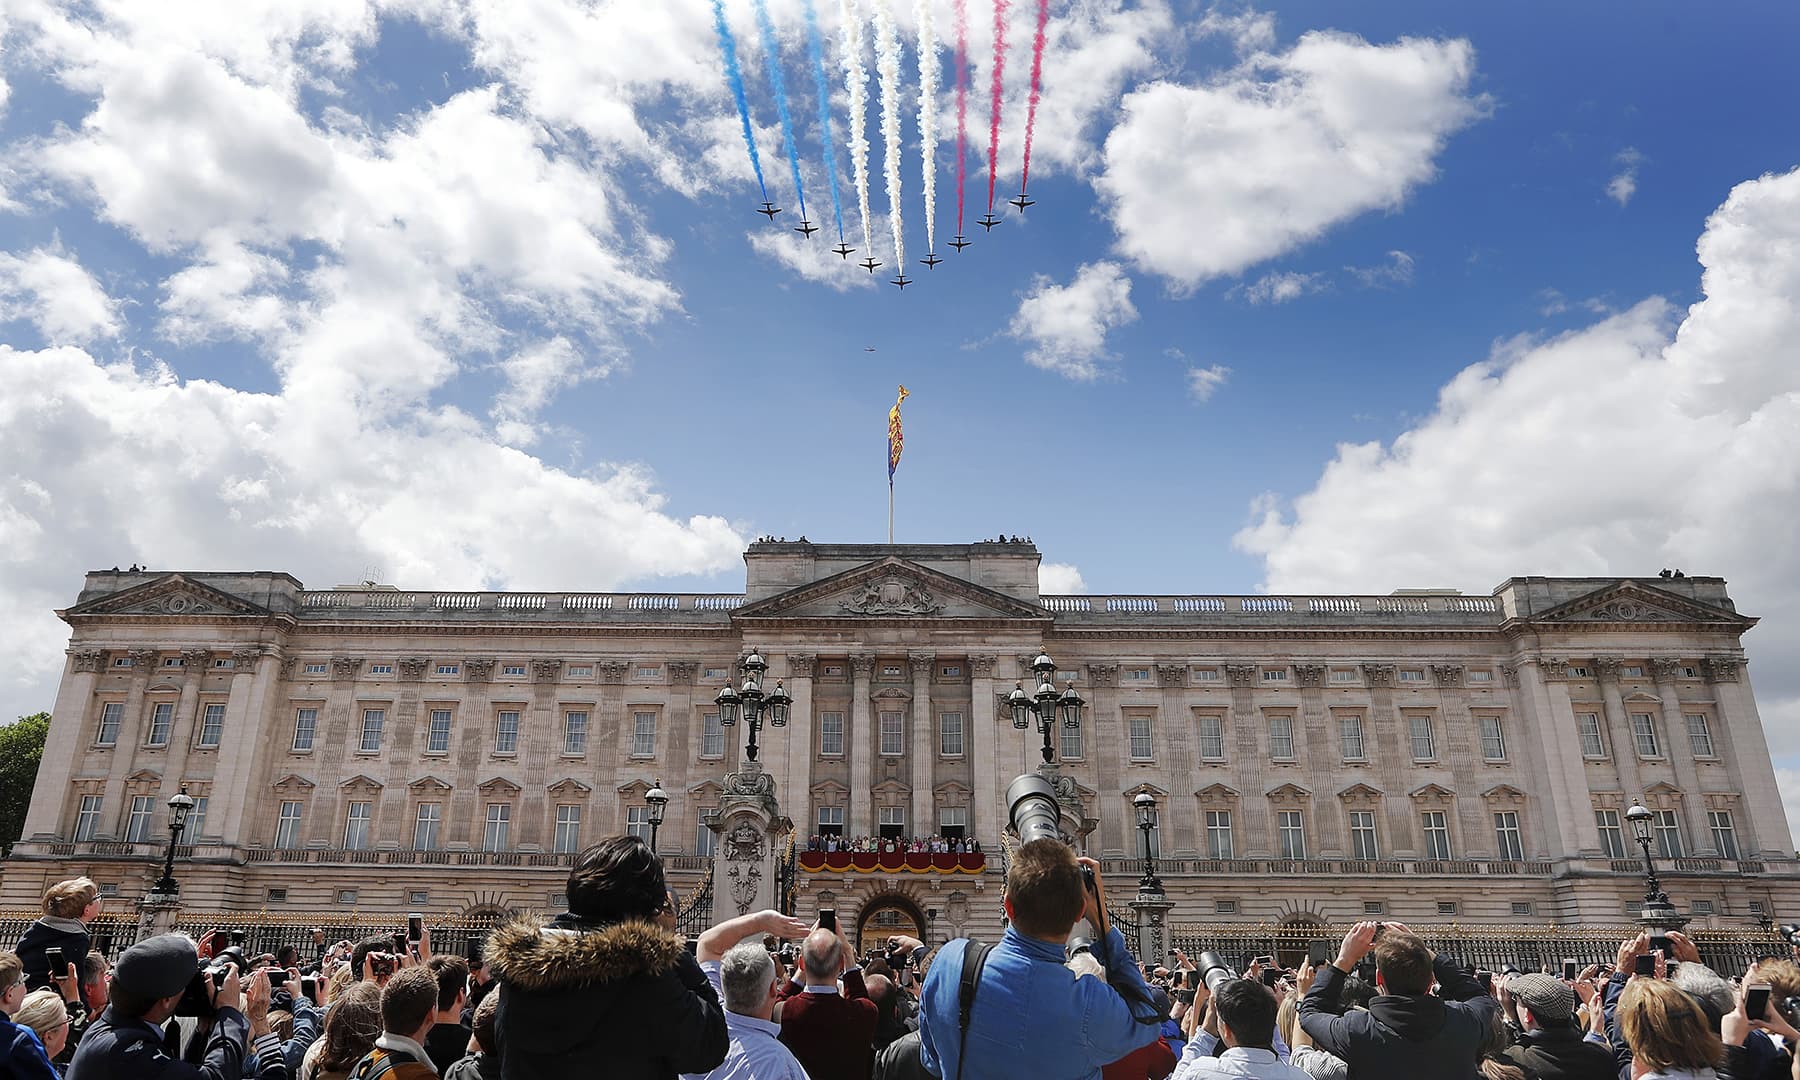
854,893,927,956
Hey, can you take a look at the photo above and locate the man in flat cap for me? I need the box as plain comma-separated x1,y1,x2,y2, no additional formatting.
66,933,280,1080
1499,972,1615,1080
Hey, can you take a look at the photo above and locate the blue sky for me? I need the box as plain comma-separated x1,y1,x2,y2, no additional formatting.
2,1,1799,835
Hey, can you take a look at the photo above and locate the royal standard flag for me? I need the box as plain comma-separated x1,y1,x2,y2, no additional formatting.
887,385,910,481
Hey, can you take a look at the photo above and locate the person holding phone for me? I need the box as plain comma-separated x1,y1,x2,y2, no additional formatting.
16,879,100,993
775,913,879,1080
1495,973,1614,1080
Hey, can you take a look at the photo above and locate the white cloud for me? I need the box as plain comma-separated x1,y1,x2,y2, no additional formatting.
1237,270,1326,304
1007,261,1138,380
1187,364,1231,402
1345,249,1415,288
1194,8,1277,55
746,229,877,293
0,246,123,343
1095,31,1484,288
490,336,619,445
1234,167,1800,850
1039,562,1087,594
1608,147,1643,207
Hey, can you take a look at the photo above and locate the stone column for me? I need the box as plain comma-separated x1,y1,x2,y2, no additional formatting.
1594,660,1646,805
1511,661,1590,859
1089,663,1126,854
23,650,105,840
850,655,875,837
167,649,211,753
781,654,816,833
709,761,791,920
1293,665,1335,851
1158,665,1194,854
1128,890,1173,963
909,652,936,835
206,649,279,849
969,656,999,848
1225,665,1266,855
1649,661,1712,853
1703,657,1787,854
103,650,159,838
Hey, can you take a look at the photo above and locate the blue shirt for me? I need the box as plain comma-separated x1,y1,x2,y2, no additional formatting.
918,925,1163,1080
682,961,811,1080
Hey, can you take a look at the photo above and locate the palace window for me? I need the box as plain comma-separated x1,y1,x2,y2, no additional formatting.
1277,810,1306,860
1493,811,1523,861
1479,717,1507,762
1653,809,1682,858
1708,810,1739,859
125,796,154,842
562,711,588,755
700,712,722,758
413,804,442,850
427,710,452,753
879,806,905,840
483,804,511,852
1622,665,1645,679
146,702,173,747
1197,715,1225,762
1686,714,1716,758
435,664,460,677
502,665,527,678
96,702,123,746
113,656,133,667
1420,811,1453,860
625,806,651,842
360,709,385,752
1631,713,1661,757
74,796,102,841
879,712,904,756
344,802,372,850
1128,716,1154,761
1205,810,1234,860
554,805,582,854
819,713,844,757
1127,668,1151,681
1262,668,1288,683
816,805,844,836
303,663,328,675
495,711,520,754
274,801,302,849
369,664,394,676
198,703,225,748
1399,669,1426,683
632,711,657,757
940,807,968,840
185,797,208,841
1267,715,1295,761
696,821,716,856
1193,668,1221,682
1061,722,1083,761
1408,715,1437,761
1330,669,1358,683
940,664,962,678
939,712,965,757
1595,809,1626,858
1339,715,1366,761
1349,811,1379,860
1577,713,1606,758
1468,670,1493,683
567,665,594,678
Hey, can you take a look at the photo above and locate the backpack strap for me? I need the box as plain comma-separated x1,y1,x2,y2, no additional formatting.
954,939,994,1080
348,1050,398,1080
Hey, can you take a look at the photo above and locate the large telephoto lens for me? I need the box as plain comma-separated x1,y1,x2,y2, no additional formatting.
1006,774,1064,845
1195,951,1237,995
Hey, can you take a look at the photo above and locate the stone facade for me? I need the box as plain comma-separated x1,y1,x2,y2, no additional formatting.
6,541,1796,945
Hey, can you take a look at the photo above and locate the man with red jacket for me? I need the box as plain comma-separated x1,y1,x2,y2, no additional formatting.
778,922,877,1080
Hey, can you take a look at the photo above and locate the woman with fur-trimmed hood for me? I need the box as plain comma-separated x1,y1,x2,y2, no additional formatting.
485,835,728,1080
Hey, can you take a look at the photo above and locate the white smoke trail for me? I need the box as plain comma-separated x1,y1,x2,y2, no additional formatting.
839,0,876,259
872,0,906,270
915,0,938,255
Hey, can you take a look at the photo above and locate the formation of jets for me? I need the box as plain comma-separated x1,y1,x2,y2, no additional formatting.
752,192,1037,289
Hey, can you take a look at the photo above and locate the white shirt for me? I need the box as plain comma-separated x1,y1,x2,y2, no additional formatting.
682,961,811,1080
1171,1035,1309,1080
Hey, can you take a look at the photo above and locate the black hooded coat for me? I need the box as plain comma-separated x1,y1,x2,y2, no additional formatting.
486,914,728,1080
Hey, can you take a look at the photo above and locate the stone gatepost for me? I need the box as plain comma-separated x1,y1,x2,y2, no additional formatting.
1129,890,1173,963
137,893,183,939
708,760,792,919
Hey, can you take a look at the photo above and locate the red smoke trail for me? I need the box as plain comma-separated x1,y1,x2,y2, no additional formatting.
986,0,1010,213
1020,0,1048,193
953,0,969,233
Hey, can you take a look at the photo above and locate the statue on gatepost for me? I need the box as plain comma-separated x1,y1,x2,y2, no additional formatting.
709,760,792,917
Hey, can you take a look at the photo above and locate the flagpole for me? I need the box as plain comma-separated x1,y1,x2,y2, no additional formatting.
888,478,894,544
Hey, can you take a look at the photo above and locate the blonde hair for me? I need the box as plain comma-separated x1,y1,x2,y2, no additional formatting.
43,877,99,919
1755,958,1800,1002
1619,978,1723,1073
1276,995,1299,1048
14,990,69,1038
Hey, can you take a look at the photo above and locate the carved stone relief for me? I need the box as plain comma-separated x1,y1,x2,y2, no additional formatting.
1360,664,1395,687
331,656,364,682
398,657,429,680
463,658,495,682
1224,664,1258,688
839,578,945,616
70,650,107,674
532,659,563,684
1293,664,1325,688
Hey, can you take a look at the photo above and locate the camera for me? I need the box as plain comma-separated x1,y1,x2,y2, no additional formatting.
371,952,398,978
1779,924,1800,949
1007,774,1066,846
176,945,249,1017
1194,951,1238,995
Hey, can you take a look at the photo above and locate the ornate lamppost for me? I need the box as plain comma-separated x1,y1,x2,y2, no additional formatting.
1006,648,1085,764
714,649,792,762
150,787,196,897
1134,791,1163,894
645,779,669,854
1625,801,1687,929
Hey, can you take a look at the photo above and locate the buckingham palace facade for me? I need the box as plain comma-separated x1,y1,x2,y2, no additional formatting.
6,539,1797,940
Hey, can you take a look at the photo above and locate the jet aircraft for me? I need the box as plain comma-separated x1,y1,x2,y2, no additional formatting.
795,219,818,237
860,257,882,273
920,252,942,269
977,212,1001,231
1009,192,1035,210
757,202,782,220
832,242,855,259
949,235,971,252
890,274,912,290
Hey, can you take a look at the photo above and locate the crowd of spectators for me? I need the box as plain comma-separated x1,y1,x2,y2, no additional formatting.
805,837,982,855
7,857,1800,1080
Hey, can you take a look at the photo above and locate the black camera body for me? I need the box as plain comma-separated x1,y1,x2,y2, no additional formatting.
175,946,249,1018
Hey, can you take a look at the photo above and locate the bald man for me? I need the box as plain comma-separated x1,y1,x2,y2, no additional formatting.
778,925,878,1080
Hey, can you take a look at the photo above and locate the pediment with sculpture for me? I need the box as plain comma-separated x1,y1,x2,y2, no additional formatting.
733,556,1049,623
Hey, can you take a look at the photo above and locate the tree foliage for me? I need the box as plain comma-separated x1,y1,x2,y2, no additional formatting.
0,712,51,855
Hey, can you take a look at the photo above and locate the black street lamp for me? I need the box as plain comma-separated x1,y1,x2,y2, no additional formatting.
714,649,792,762
1007,648,1085,764
151,787,196,897
1625,801,1685,928
645,779,669,854
1133,791,1163,894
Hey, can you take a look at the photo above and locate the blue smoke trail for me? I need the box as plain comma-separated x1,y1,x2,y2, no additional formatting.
711,0,770,204
802,0,846,241
753,0,809,223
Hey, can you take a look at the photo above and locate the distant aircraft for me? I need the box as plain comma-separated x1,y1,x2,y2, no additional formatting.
890,274,913,290
949,235,971,252
977,212,1001,231
1009,192,1035,210
757,202,782,220
795,219,818,237
832,242,855,259
864,346,876,352
920,252,942,269
860,257,882,273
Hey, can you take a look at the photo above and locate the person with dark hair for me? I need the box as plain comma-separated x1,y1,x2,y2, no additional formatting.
486,834,727,1080
1169,978,1306,1080
1298,921,1497,1080
347,967,438,1080
918,841,1161,1080
300,982,382,1080
1498,973,1614,1080
421,956,470,1074
443,990,500,1080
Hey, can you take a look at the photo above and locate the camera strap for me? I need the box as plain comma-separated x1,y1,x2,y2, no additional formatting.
955,939,994,1080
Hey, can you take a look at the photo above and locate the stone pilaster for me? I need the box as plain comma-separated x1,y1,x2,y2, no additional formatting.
22,651,103,840
969,655,999,846
850,655,874,837
909,652,936,834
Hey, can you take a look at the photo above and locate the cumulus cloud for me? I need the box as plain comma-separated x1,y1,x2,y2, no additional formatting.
1187,364,1231,403
1095,31,1484,288
1237,270,1326,304
1345,249,1415,288
0,246,122,343
1608,147,1644,207
1235,167,1800,849
747,229,877,293
1039,562,1088,594
1007,261,1138,379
